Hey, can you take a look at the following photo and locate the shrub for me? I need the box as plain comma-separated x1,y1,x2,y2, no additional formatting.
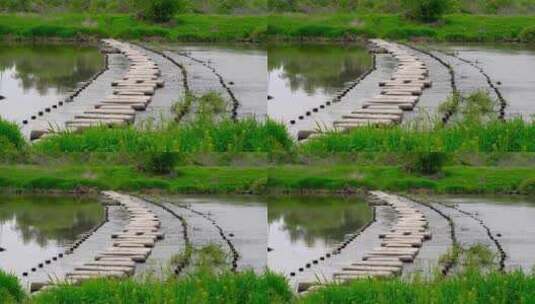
402,0,452,23
404,152,448,175
133,0,185,23
139,152,181,175
518,178,535,194
519,26,535,43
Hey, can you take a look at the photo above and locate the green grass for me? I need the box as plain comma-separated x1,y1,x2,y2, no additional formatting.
0,13,267,42
0,164,533,195
30,270,293,304
0,271,25,304
33,117,294,154
301,119,535,154
298,270,535,304
268,13,535,42
0,118,26,154
3,268,535,304
1,13,535,42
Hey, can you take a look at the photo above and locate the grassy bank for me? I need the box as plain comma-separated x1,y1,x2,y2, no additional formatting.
1,13,535,42
268,13,535,42
0,164,533,195
0,13,267,42
2,269,534,304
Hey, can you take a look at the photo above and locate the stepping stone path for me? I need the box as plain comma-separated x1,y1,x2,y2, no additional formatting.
333,39,431,130
299,191,431,293
36,39,164,135
66,39,164,130
32,191,163,289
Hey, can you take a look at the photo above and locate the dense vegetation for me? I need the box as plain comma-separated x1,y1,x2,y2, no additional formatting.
267,13,535,42
0,14,266,41
0,0,267,14
1,268,534,303
1,12,535,42
3,0,535,14
269,0,535,14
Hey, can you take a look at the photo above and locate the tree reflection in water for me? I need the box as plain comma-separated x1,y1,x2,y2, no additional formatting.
0,44,104,95
0,195,104,247
267,196,372,247
268,44,372,96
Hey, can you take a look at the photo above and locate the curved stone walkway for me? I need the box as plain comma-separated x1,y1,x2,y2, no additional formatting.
28,191,164,291
297,191,434,293
30,39,165,139
332,40,432,130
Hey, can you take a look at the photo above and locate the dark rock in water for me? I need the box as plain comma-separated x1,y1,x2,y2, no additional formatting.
0,247,5,252
30,130,49,141
267,247,274,252
228,81,235,85
496,233,502,237
0,95,5,100
267,95,274,100
496,81,502,85
297,130,317,141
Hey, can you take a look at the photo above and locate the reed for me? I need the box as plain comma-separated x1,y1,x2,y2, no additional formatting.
301,118,535,154
34,117,294,154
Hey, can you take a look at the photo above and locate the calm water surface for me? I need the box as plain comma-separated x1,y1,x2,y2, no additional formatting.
268,44,372,124
0,44,104,124
433,44,535,119
0,195,104,275
267,196,372,275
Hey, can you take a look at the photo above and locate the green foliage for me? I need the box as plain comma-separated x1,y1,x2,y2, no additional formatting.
0,271,25,303
402,0,452,22
267,14,535,42
0,14,267,42
461,91,498,123
173,92,229,122
520,25,535,43
404,152,448,175
299,270,535,304
139,152,181,175
34,117,294,154
132,0,184,23
0,118,26,160
31,270,293,304
518,178,535,194
302,118,535,153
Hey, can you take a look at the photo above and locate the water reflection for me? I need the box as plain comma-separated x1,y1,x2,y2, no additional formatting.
0,195,104,274
268,44,372,122
267,196,371,274
0,44,104,122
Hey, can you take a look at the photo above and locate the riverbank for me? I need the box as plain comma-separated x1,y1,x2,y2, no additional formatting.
1,13,535,42
0,14,267,42
0,164,533,195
